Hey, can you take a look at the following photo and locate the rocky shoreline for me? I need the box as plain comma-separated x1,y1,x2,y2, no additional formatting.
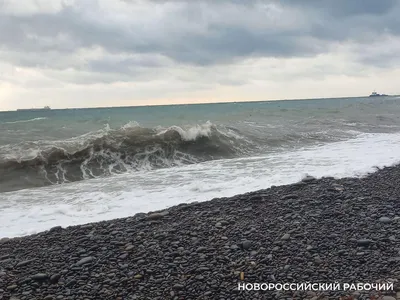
1,165,400,300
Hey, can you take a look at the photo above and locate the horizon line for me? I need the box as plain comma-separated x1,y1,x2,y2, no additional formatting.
1,94,399,112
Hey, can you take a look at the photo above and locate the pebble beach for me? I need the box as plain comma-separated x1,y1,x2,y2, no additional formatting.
1,165,400,299
2,0,400,299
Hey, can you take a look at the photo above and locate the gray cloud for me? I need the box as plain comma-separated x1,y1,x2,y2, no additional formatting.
87,55,170,74
0,0,399,85
281,0,398,16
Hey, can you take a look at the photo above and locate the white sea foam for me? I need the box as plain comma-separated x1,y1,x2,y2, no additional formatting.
121,121,140,130
157,121,214,141
3,117,47,124
1,132,400,238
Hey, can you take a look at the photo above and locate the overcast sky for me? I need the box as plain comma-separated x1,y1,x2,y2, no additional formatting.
1,0,400,110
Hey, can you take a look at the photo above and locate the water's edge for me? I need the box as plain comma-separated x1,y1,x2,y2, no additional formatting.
1,161,398,240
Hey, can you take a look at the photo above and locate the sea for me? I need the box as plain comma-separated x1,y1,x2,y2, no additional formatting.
1,96,400,238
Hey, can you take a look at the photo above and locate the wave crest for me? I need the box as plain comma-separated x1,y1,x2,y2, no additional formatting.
0,121,251,192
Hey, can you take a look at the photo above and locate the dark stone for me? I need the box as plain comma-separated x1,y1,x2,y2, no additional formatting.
281,194,299,200
7,284,18,291
76,256,94,266
173,284,184,290
388,257,400,262
66,279,77,287
49,226,63,232
249,195,263,202
49,274,62,284
119,253,128,259
147,212,168,220
379,216,391,223
31,273,49,281
196,247,207,253
356,239,374,247
241,240,252,250
15,259,36,267
0,254,11,260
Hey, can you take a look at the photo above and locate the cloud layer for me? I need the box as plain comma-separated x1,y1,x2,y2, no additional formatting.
1,0,399,109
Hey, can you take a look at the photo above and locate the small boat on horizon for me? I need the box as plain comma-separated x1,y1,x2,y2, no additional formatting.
369,91,388,97
17,106,51,111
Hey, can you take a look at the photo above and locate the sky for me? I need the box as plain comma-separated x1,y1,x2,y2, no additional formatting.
1,0,400,110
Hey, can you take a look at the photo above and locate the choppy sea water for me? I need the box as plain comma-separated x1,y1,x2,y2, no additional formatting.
1,96,400,237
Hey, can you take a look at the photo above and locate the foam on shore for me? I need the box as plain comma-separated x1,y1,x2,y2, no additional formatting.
1,131,400,238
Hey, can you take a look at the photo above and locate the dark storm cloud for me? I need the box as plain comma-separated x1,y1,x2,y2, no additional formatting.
0,3,316,66
291,0,400,40
0,0,399,84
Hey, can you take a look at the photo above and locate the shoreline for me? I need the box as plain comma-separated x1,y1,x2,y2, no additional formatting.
1,164,400,299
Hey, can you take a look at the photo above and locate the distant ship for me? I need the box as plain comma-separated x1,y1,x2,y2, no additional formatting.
17,106,51,111
369,91,388,97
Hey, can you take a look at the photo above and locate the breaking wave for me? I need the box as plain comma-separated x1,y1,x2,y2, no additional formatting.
0,121,255,192
0,120,364,193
